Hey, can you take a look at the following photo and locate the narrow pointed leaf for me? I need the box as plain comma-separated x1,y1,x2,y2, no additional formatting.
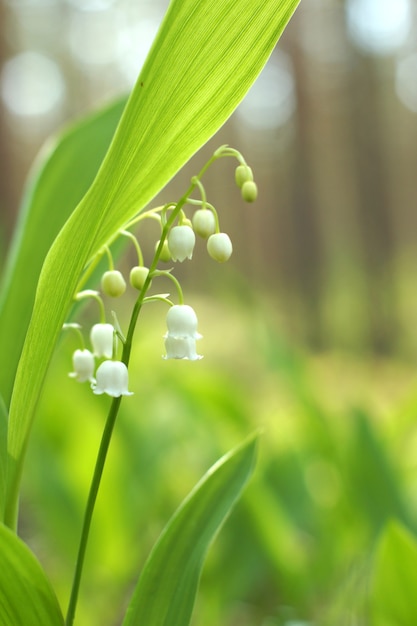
371,520,417,626
0,522,64,625
5,0,300,524
0,99,125,408
123,435,258,626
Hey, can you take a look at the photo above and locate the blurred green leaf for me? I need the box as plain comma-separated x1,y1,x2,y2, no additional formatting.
0,99,126,409
5,0,300,526
122,434,258,626
0,522,64,625
371,520,417,626
0,397,7,520
348,409,410,531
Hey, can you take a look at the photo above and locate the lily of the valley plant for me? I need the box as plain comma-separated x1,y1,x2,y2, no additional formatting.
0,0,301,624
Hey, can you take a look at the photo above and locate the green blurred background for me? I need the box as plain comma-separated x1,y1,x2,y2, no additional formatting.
2,0,417,624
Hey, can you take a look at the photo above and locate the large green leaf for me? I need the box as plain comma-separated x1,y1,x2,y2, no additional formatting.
5,0,300,525
371,520,417,626
0,99,125,409
0,522,64,625
123,435,258,626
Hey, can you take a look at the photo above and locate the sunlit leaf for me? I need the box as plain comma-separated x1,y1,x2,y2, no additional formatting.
0,99,125,408
5,0,300,525
123,435,258,626
0,522,64,625
371,520,417,626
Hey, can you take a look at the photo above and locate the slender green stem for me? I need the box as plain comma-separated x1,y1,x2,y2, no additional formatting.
65,397,121,626
120,230,144,267
62,324,85,349
104,245,114,271
65,151,222,625
75,290,106,324
153,270,184,304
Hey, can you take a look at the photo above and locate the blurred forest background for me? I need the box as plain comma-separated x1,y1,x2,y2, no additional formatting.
2,1,417,625
1,0,417,356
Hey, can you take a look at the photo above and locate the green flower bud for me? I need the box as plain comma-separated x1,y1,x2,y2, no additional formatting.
182,217,193,228
101,270,126,297
192,209,216,239
235,164,253,188
130,266,150,290
241,180,258,203
156,239,172,262
207,232,233,263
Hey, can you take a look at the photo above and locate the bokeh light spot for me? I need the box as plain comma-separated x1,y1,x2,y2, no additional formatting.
68,8,128,66
346,0,411,56
0,51,65,117
65,0,116,11
236,52,296,131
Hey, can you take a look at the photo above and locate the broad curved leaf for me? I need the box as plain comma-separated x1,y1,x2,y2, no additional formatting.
5,0,300,525
123,435,258,626
0,522,64,626
0,99,125,409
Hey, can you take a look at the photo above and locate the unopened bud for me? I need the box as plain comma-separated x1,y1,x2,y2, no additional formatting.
130,266,150,290
241,180,258,203
156,239,172,262
101,270,126,297
235,164,253,188
182,217,193,228
192,209,216,239
207,233,233,263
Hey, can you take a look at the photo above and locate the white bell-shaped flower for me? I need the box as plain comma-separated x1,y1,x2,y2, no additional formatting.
90,323,114,358
69,349,95,383
164,336,202,360
167,225,196,262
164,304,202,360
91,360,133,397
166,304,202,339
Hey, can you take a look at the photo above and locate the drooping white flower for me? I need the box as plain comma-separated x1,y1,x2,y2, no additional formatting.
90,323,114,359
207,232,233,262
164,336,202,360
167,225,196,262
91,360,133,397
164,304,202,360
69,349,95,383
166,304,202,339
